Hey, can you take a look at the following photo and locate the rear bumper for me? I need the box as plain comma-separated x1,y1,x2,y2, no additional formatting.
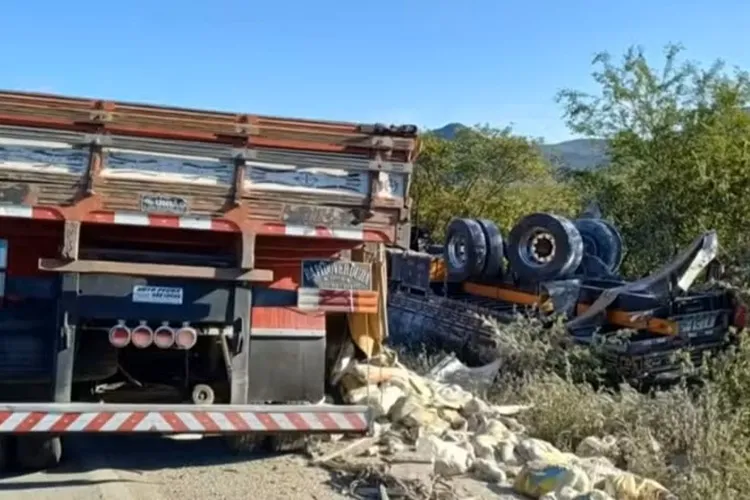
0,403,371,434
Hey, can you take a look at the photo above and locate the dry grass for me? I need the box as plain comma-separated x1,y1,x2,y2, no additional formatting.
396,311,750,500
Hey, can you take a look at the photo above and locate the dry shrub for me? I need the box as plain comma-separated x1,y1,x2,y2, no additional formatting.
396,305,750,500
488,316,750,500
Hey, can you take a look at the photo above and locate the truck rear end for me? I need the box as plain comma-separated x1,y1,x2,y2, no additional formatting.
0,91,417,468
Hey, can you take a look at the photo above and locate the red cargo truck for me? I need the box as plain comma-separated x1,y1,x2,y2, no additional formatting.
0,91,417,468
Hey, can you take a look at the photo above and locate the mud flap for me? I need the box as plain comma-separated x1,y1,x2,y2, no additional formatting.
230,285,252,404
52,273,77,403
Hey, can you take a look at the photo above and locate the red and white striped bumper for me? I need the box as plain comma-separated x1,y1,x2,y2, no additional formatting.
0,403,370,434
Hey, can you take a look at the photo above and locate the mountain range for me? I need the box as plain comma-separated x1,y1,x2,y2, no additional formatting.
432,123,608,171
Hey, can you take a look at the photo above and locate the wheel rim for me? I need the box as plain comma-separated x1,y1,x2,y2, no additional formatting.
520,228,557,267
192,385,214,404
446,234,469,269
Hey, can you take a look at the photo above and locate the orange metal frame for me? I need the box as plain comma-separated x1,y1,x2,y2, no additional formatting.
461,281,679,336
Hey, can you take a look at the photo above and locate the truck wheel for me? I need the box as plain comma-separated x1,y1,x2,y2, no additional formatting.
443,218,487,281
475,219,505,279
225,434,268,454
0,437,9,471
268,434,308,453
507,213,583,281
191,384,215,405
16,436,62,470
74,330,118,382
574,218,623,274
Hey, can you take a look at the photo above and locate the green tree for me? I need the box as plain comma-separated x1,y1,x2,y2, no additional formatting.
557,44,750,275
412,126,579,240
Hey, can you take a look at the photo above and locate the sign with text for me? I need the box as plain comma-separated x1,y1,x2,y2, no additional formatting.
140,194,189,215
301,259,373,291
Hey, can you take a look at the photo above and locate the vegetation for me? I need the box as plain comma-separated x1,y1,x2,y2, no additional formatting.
412,126,579,240
491,319,750,500
406,44,750,499
415,43,750,276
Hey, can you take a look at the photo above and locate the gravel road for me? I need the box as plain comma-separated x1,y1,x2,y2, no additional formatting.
0,435,349,500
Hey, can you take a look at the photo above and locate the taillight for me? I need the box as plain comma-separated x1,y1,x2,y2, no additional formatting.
108,322,131,348
153,324,176,349
131,323,154,349
174,324,198,350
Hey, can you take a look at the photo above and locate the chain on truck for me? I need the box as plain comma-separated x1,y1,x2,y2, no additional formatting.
0,91,418,469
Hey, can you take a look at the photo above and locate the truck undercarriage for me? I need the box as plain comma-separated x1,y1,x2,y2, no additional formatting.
386,213,743,384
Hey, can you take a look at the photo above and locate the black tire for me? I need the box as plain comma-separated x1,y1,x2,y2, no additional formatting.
225,434,269,454
507,213,583,281
74,330,118,382
16,436,62,470
475,219,505,280
0,437,9,471
599,219,624,272
574,218,624,274
443,218,487,281
267,434,308,453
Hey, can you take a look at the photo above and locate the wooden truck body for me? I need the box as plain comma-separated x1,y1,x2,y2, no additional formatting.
0,91,418,468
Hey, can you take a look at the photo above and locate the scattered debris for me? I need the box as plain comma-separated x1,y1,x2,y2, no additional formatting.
312,349,676,500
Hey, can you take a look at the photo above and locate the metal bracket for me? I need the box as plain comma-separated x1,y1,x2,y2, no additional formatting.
231,147,257,161
370,136,395,150
82,143,103,196
367,160,413,173
238,232,256,270
82,133,113,146
61,220,81,261
234,114,260,136
87,100,115,123
231,156,246,206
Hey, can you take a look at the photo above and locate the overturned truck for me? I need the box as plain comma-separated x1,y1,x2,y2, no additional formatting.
387,212,745,383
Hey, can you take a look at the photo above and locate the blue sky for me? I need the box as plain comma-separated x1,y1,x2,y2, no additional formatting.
1,1,748,143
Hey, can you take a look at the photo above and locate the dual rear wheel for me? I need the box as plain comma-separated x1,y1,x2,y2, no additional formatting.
443,213,624,282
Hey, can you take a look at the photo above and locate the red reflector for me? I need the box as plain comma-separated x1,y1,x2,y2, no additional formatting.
108,325,131,348
153,325,175,349
174,327,198,350
131,325,154,349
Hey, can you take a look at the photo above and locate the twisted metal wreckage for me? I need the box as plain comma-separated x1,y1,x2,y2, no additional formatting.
386,205,745,383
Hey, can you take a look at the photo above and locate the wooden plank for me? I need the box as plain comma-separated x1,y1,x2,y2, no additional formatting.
0,91,419,155
39,258,273,282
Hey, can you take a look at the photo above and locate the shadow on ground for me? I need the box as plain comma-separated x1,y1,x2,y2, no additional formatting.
66,434,286,470
0,434,297,489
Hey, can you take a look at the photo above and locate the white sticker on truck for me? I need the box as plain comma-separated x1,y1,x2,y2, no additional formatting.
132,285,184,305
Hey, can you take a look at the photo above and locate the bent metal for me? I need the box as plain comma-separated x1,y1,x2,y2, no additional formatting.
301,259,372,291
